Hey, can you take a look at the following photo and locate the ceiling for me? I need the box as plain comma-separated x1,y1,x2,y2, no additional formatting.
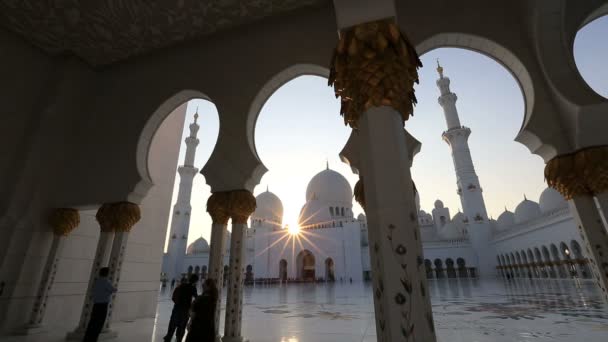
0,0,327,66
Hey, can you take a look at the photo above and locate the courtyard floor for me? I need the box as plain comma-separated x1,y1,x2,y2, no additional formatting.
5,278,608,341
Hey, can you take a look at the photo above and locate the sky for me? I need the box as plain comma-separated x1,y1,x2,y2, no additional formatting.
164,16,608,249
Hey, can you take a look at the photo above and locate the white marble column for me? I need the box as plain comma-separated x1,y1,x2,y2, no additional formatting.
103,231,130,331
18,209,80,335
66,202,140,340
357,106,436,341
223,190,255,342
207,193,231,341
569,195,608,301
595,192,608,229
66,230,114,340
223,222,247,342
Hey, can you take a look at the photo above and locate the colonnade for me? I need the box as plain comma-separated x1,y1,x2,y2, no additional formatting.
8,14,608,342
496,241,592,280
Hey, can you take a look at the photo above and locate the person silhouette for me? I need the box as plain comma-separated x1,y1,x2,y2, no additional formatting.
83,267,117,342
164,274,198,342
186,278,219,342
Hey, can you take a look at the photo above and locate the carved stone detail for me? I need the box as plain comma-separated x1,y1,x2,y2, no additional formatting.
96,202,141,232
545,146,608,199
329,18,422,129
49,208,80,236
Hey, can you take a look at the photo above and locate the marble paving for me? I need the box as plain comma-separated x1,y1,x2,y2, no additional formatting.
4,278,608,342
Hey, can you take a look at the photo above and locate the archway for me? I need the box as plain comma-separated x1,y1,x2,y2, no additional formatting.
325,258,335,282
434,259,444,279
297,250,316,281
201,265,208,279
457,258,467,278
560,242,576,278
446,258,457,278
573,15,608,99
245,265,254,283
425,259,434,279
279,259,288,282
550,244,566,278
570,240,591,278
535,246,558,278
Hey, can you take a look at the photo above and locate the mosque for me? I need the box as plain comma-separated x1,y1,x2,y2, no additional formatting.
162,65,595,284
3,2,607,341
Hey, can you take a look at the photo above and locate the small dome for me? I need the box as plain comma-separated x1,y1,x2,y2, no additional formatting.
514,199,541,224
434,200,444,209
253,190,283,224
186,237,209,255
496,210,515,230
539,187,567,213
452,212,466,224
357,213,366,221
306,168,353,204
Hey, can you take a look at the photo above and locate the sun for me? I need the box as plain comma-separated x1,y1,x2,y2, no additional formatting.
287,224,300,235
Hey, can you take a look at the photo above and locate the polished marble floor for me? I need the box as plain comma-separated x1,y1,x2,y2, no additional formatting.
5,278,608,342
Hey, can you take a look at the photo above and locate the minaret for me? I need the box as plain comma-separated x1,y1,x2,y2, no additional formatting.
166,111,200,281
436,61,493,276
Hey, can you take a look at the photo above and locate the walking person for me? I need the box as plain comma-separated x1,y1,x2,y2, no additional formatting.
83,267,117,342
164,274,198,342
186,278,219,342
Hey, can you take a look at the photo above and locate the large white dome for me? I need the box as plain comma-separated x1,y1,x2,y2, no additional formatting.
514,199,541,224
496,210,515,230
305,168,353,205
539,187,568,213
186,237,209,255
253,190,283,224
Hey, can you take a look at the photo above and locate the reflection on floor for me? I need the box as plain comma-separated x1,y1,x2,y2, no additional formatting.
4,278,607,342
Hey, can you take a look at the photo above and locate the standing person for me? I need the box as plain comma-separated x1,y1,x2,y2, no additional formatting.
83,267,117,342
186,278,218,342
171,278,176,289
164,274,198,342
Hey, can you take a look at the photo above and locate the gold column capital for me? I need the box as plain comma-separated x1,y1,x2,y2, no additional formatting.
329,18,422,129
49,208,80,236
227,190,256,224
545,145,608,199
96,202,141,232
207,192,231,225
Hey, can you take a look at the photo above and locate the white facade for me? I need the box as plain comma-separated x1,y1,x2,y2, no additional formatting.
163,68,597,284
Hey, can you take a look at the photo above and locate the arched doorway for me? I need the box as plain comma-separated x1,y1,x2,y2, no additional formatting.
279,259,288,282
194,265,200,276
457,258,467,278
434,259,444,279
550,244,566,278
425,259,434,279
187,265,193,276
297,250,315,281
201,265,208,279
560,242,576,278
325,258,335,282
245,264,254,283
542,246,555,278
570,240,591,278
446,258,457,278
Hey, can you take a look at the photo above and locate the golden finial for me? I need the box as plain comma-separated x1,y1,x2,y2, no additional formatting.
436,59,444,78
194,106,199,123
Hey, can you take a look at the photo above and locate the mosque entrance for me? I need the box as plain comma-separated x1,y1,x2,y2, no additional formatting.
297,250,316,281
279,259,288,281
325,258,335,282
